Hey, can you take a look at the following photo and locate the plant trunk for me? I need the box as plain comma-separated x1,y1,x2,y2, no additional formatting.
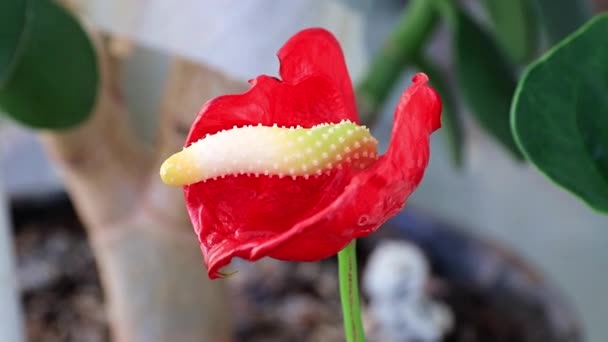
88,213,232,342
40,34,246,341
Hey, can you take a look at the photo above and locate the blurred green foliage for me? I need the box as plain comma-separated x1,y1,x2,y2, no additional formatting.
0,0,98,129
357,0,466,167
481,0,540,63
357,0,438,125
533,0,593,44
452,8,523,159
359,0,599,169
415,58,464,166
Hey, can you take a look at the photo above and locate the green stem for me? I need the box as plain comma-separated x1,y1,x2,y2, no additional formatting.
338,239,365,342
432,0,458,27
356,0,439,127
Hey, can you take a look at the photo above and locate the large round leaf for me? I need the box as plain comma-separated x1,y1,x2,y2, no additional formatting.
0,0,27,85
512,14,608,213
0,0,98,129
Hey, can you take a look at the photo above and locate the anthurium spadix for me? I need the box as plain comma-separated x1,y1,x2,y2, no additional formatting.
160,120,378,185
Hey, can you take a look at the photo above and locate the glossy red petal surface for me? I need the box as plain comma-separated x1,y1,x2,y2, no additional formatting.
187,72,441,278
278,28,358,123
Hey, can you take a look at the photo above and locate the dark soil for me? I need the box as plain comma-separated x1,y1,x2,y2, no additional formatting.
12,194,107,342
10,193,579,342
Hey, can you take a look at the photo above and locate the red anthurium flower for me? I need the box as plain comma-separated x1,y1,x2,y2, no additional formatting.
161,28,441,279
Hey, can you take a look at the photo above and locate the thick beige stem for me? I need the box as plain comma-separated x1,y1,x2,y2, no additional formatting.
156,58,247,161
40,34,245,341
91,216,232,342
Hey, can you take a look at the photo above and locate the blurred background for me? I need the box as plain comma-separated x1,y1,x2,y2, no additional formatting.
1,0,608,341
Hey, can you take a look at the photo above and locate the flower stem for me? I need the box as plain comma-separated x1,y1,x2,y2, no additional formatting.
357,0,439,127
338,239,365,342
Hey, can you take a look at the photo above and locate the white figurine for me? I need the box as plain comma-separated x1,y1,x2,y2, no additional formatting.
364,241,453,342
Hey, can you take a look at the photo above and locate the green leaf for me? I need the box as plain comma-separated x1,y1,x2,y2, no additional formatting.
481,0,539,63
0,0,98,129
453,10,523,159
415,57,464,167
533,0,592,45
0,0,27,85
512,14,608,213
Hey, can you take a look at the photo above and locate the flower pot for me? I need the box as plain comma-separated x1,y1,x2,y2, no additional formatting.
358,208,583,342
10,192,582,341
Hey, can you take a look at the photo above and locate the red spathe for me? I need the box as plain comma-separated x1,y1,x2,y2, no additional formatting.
183,28,442,278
